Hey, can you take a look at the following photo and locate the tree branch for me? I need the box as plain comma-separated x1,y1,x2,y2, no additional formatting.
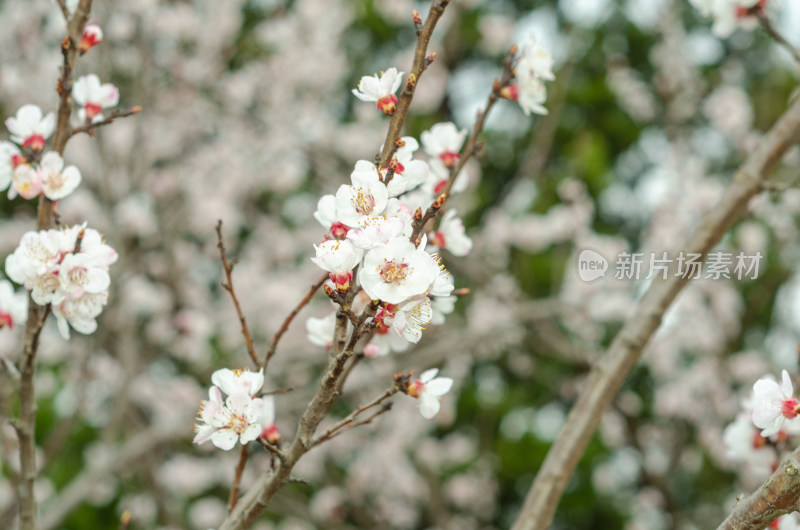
378,0,450,168
312,388,397,447
228,445,250,513
215,220,259,368
68,106,142,139
716,445,800,529
511,89,800,530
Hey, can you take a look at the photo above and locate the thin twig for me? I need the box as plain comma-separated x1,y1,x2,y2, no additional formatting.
379,0,451,167
256,438,286,462
262,386,294,395
510,86,800,530
227,445,249,514
312,388,397,447
758,11,800,66
55,0,69,21
68,106,142,139
410,49,515,243
262,273,328,371
215,220,259,368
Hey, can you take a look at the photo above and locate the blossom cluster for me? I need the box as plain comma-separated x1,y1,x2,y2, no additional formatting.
193,368,278,450
5,224,117,339
1,18,119,342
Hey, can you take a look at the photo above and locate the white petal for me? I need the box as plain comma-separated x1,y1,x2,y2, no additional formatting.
211,429,238,450
425,377,453,397
419,368,438,383
419,395,441,419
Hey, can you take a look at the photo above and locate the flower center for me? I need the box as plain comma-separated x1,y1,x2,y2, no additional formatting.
351,188,376,215
0,311,13,330
228,412,249,435
330,222,350,239
433,179,447,195
782,398,800,419
407,380,425,398
439,151,459,169
752,431,767,449
22,134,46,151
377,95,398,115
379,259,409,284
84,103,103,120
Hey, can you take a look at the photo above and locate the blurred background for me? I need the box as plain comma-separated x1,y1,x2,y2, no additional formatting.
1,0,800,528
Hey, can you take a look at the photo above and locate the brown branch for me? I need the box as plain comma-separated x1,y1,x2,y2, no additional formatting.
262,273,328,371
227,445,250,513
378,0,451,168
510,89,800,530
312,388,397,447
68,106,142,139
716,445,800,529
758,11,800,67
215,220,259,368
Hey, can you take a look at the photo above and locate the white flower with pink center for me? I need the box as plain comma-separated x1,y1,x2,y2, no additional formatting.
73,74,120,123
314,194,350,239
311,239,363,290
335,160,389,227
352,67,404,115
5,104,55,151
211,367,265,397
193,386,265,451
752,370,800,437
722,412,775,464
9,163,42,200
80,24,103,54
0,141,24,191
0,279,28,331
408,368,453,419
431,210,472,257
513,75,548,116
421,122,467,170
360,237,437,304
38,151,82,200
391,297,433,343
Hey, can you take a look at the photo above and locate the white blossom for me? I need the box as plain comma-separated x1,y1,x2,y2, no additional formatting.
408,368,454,419
73,74,120,123
38,151,82,200
360,237,437,304
352,67,404,114
5,104,55,151
311,239,363,290
431,210,472,256
335,160,390,227
752,370,800,437
193,386,265,451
